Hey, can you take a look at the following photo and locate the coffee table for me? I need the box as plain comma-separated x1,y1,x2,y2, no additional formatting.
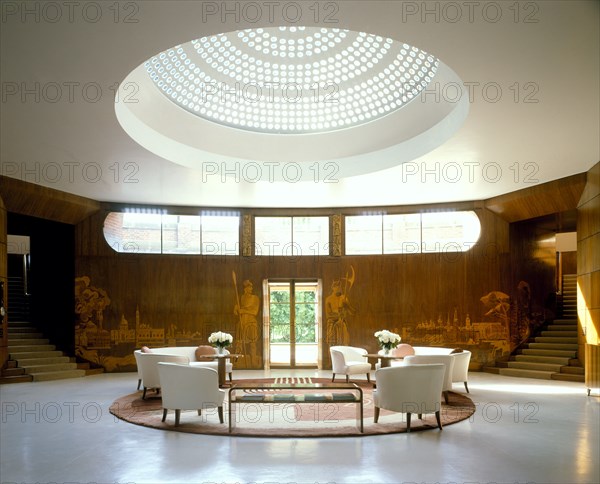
366,353,404,368
228,381,364,433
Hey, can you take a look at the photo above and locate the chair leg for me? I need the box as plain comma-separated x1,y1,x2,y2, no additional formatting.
464,381,469,393
142,387,147,400
218,406,224,424
374,406,380,423
443,391,449,404
418,413,422,419
175,409,181,427
162,409,167,422
137,379,141,390
435,410,443,430
229,372,233,382
366,373,371,383
198,409,202,416
345,375,349,383
331,374,336,382
406,413,412,433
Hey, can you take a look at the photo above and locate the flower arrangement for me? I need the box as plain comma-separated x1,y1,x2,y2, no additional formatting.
374,329,401,354
208,331,233,352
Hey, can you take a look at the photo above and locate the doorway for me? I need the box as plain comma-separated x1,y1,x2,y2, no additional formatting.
264,279,322,369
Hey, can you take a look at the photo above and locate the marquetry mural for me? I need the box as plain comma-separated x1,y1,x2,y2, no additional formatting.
70,205,559,372
232,272,261,368
325,265,355,346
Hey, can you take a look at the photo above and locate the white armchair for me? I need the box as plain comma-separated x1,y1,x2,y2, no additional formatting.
373,364,445,432
135,352,190,399
404,354,455,404
330,346,372,383
450,350,471,393
157,362,226,426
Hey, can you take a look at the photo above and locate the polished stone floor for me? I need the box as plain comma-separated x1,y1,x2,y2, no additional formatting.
1,370,598,484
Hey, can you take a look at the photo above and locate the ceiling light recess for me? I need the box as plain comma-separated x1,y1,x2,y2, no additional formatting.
116,26,469,181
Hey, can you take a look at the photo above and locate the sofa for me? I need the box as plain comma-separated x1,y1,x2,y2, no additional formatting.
134,346,233,399
374,346,471,394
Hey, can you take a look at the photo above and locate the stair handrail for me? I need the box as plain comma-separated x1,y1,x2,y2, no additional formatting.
23,253,31,296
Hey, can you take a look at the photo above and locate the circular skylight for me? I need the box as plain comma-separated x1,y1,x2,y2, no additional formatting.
144,27,439,134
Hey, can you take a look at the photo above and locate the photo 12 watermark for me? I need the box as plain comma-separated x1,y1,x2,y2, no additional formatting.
400,1,541,24
201,1,340,24
1,81,139,105
1,161,140,185
1,1,141,24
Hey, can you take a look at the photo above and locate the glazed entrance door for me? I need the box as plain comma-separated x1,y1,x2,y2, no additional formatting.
266,280,321,368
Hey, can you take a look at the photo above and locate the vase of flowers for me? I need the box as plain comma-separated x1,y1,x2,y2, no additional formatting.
374,329,401,355
208,331,233,354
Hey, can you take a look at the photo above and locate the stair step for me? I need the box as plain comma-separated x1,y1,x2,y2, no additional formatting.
521,348,577,357
528,342,579,350
8,332,44,339
514,355,571,365
15,356,71,366
507,361,564,372
552,319,577,325
483,366,501,374
541,330,578,337
561,366,585,375
534,337,578,344
22,362,79,374
0,375,34,384
551,373,585,383
498,368,554,380
1,367,27,377
30,370,86,382
8,327,38,333
547,325,579,331
8,344,56,353
9,350,63,360
8,338,50,346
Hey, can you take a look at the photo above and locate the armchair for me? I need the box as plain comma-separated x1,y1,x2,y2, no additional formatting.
135,352,189,399
404,354,455,404
373,364,445,432
330,346,372,383
157,362,225,426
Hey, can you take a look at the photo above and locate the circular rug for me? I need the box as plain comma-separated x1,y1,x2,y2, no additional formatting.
110,378,475,437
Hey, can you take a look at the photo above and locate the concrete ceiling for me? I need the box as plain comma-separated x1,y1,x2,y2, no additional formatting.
1,1,598,209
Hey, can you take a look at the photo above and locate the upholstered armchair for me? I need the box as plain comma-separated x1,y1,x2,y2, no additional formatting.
404,354,455,403
330,346,372,383
449,349,471,393
157,362,226,426
135,352,189,399
373,364,445,432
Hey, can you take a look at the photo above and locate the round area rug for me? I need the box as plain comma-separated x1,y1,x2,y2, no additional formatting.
110,378,475,437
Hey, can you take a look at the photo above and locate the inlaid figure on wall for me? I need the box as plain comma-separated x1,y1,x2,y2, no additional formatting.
233,275,261,367
325,266,356,346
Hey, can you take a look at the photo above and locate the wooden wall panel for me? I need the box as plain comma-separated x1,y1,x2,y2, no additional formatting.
0,176,100,225
577,162,600,373
73,205,546,372
0,195,7,367
485,174,586,223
